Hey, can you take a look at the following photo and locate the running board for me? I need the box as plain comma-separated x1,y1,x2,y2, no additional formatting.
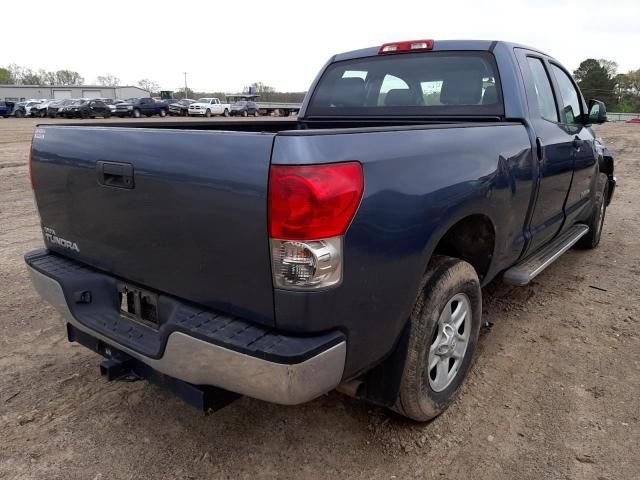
503,224,589,286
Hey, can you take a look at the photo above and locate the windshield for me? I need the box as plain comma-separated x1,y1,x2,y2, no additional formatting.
307,51,503,117
196,98,211,103
233,101,247,106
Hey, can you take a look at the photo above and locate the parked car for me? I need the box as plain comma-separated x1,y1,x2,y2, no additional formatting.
30,100,55,118
11,102,27,118
169,99,195,116
47,99,77,118
0,101,13,118
24,100,43,116
114,98,168,118
229,100,260,117
188,97,230,117
61,99,111,119
26,39,615,422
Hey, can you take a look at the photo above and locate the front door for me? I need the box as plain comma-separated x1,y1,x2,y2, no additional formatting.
547,62,597,228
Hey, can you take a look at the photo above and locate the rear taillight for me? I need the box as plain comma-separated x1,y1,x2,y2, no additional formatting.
379,39,434,54
268,162,363,290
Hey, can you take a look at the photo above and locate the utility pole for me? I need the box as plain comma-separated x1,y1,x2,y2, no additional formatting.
183,72,188,99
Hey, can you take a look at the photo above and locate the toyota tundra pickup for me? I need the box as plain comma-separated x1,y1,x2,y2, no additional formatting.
26,40,615,421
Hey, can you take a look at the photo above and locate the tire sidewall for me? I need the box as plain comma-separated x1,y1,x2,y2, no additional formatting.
399,257,482,420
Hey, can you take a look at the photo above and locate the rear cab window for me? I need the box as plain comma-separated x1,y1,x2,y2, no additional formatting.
307,51,503,117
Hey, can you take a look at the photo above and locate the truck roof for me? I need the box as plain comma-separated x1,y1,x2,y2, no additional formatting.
333,40,551,62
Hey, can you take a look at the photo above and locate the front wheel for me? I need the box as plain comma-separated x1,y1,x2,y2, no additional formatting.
205,109,211,118
392,256,482,422
241,110,248,117
576,173,609,249
132,109,141,118
159,109,167,117
253,110,260,117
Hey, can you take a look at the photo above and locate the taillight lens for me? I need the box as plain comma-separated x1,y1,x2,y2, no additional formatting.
268,162,363,240
268,162,363,290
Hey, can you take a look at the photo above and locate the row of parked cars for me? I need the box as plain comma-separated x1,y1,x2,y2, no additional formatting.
1,97,270,120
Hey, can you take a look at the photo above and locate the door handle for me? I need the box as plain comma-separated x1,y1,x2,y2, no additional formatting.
97,161,134,189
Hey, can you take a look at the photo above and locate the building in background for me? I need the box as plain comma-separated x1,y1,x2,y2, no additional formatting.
0,85,149,101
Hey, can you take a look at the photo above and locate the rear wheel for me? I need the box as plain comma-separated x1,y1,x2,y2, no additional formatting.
393,256,482,422
159,109,167,117
242,110,248,117
576,173,609,249
132,109,141,118
253,110,260,117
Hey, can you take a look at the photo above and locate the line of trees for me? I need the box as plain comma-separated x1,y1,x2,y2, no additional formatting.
573,59,640,112
0,64,85,86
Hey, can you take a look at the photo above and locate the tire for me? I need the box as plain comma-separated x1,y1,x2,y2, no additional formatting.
132,109,141,118
223,109,229,117
575,173,609,249
15,110,25,118
242,110,248,117
393,255,482,422
159,109,167,117
253,110,260,117
205,109,211,118
104,111,111,119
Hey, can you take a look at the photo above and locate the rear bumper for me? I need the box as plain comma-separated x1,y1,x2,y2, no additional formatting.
26,251,346,405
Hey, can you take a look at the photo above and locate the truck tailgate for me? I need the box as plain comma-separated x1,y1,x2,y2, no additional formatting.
31,126,276,325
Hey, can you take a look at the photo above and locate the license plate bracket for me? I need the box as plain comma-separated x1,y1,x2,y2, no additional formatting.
117,282,159,329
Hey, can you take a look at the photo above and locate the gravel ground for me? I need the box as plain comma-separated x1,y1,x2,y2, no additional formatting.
0,118,638,480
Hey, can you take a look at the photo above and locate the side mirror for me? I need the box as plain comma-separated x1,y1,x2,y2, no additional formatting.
588,99,607,124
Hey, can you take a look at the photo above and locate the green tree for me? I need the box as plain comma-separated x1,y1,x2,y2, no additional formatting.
21,69,43,85
573,59,617,107
0,67,12,84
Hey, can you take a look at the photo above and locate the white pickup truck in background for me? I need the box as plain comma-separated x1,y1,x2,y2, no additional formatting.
187,97,230,117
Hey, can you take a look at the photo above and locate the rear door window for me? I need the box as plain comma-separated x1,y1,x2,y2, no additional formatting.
526,57,559,123
307,51,503,117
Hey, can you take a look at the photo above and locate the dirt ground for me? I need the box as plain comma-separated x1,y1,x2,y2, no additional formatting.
0,118,638,480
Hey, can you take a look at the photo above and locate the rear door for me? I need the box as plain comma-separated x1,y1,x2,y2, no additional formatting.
515,49,576,254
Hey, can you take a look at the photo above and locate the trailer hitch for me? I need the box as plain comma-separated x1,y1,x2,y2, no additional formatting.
67,324,240,413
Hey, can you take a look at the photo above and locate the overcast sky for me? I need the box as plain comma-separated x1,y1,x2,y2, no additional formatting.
3,0,639,93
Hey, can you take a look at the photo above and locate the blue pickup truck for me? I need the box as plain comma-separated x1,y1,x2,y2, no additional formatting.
26,39,615,421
